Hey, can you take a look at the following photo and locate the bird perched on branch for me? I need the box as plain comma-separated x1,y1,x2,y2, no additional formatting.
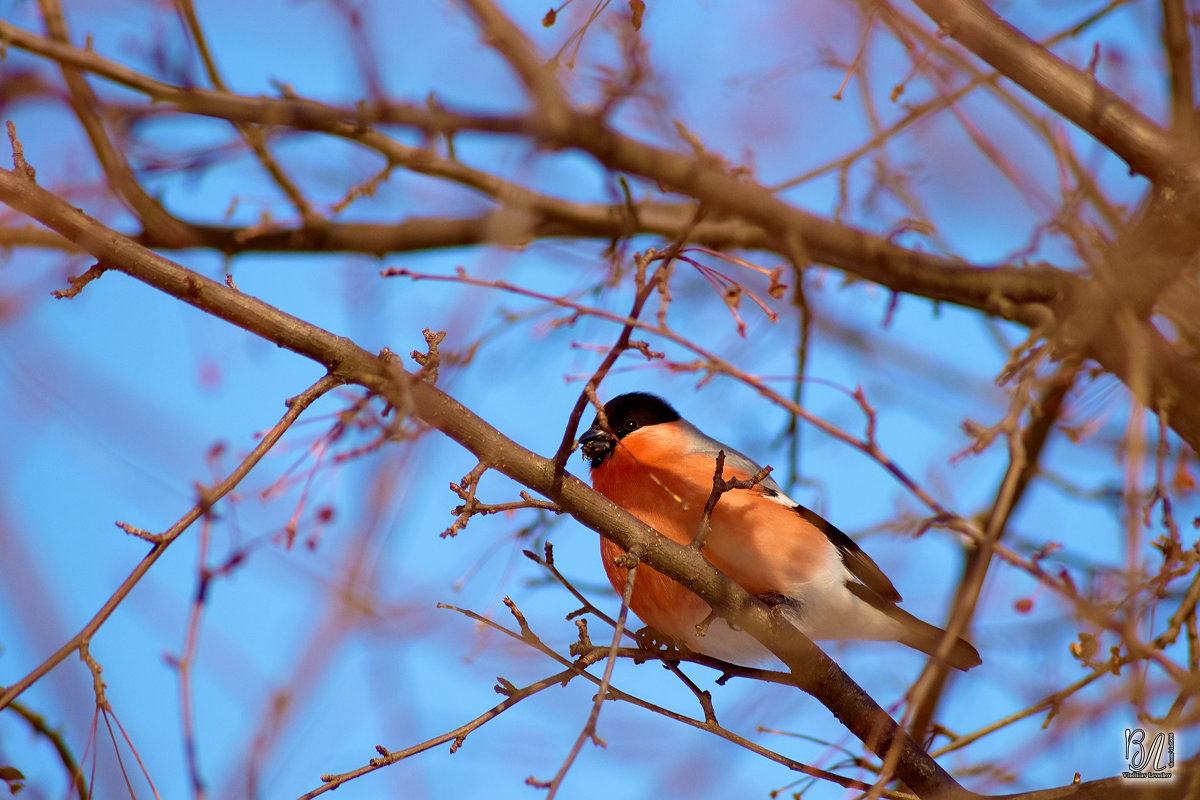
578,391,981,670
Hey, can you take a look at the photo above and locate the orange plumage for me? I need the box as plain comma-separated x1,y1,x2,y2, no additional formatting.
580,392,980,669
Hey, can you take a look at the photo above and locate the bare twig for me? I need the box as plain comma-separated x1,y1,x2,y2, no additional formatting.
908,0,1200,183
301,668,579,799
0,375,340,712
537,552,639,797
410,328,449,384
7,701,89,800
6,121,36,181
37,0,195,243
691,450,772,550
442,463,561,538
51,262,107,299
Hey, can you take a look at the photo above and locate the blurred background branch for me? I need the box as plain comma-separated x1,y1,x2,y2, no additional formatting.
0,0,1197,798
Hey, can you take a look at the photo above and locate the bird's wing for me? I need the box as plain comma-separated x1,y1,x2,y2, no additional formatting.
675,421,902,603
791,505,902,603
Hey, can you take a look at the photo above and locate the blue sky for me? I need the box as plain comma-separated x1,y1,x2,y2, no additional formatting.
1,1,1193,798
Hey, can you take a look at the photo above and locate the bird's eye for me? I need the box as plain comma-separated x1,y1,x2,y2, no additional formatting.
623,419,639,431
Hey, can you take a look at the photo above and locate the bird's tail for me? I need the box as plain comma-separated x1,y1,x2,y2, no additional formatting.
887,606,981,671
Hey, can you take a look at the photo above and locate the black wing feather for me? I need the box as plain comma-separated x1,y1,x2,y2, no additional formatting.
792,504,902,603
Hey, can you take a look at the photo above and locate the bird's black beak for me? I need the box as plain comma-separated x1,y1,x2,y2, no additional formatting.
578,424,615,467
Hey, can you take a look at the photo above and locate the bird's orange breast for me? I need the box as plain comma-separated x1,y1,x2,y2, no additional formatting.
591,422,837,645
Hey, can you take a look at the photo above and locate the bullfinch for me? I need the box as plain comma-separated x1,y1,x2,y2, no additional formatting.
579,392,981,671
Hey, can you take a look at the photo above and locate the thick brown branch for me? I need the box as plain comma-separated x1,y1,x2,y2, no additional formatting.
0,17,1073,322
11,142,1187,799
0,19,528,138
0,165,971,800
457,0,570,124
908,0,1200,184
1160,0,1196,134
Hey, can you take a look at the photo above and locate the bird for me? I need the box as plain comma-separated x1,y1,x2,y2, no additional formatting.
578,391,981,670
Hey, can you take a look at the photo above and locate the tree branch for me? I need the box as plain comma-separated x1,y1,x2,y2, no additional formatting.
0,373,339,713
0,163,972,799
908,0,1200,184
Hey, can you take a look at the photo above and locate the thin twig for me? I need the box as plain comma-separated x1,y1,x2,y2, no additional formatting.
174,0,318,224
8,700,90,800
300,669,578,799
538,553,639,797
0,375,340,712
691,450,772,550
178,514,212,800
432,597,915,798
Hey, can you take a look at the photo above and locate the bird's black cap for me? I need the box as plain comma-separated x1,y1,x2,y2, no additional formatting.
595,392,680,436
579,392,680,467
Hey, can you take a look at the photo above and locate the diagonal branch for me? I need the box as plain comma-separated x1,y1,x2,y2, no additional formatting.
907,0,1200,184
173,0,318,225
908,360,1080,742
36,0,197,244
0,162,972,800
8,152,1188,800
0,17,1079,328
1160,0,1196,133
457,0,570,124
